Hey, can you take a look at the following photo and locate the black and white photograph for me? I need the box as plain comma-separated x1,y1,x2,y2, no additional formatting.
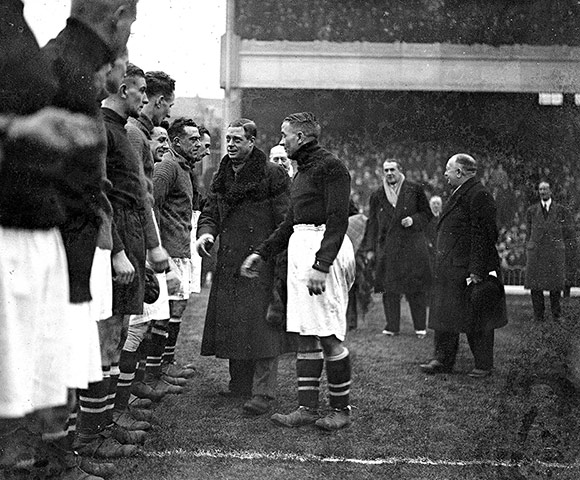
2,1,580,479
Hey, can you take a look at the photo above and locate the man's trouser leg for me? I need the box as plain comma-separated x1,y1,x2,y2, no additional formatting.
382,292,401,333
549,290,562,319
252,357,279,399
466,330,495,371
346,288,358,330
228,359,254,397
433,330,459,369
530,290,545,321
406,290,427,331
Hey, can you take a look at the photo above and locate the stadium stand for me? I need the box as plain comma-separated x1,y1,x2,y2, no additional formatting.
236,0,580,46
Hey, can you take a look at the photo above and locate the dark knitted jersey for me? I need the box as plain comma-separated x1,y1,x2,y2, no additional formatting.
257,141,351,272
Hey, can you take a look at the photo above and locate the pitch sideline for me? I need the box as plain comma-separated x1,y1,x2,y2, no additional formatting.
146,447,580,470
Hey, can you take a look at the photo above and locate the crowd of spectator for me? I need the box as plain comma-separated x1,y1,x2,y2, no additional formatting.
258,130,580,277
248,86,580,284
236,0,580,47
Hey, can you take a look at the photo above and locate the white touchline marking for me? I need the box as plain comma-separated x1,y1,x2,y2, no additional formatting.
146,448,580,470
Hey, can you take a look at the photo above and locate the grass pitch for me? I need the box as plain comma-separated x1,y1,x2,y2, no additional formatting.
112,290,580,480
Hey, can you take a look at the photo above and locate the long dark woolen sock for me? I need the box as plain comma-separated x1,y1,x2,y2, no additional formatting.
296,350,324,410
325,348,352,409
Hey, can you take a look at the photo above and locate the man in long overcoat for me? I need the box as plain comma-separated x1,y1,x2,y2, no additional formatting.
421,154,508,378
196,118,290,415
360,160,433,337
524,180,576,321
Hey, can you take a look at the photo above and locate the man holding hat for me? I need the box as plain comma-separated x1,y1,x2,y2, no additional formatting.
420,153,508,378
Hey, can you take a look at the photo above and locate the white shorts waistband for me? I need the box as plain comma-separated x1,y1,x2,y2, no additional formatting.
293,224,326,232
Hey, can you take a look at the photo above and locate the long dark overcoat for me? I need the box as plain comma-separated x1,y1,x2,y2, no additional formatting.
429,177,508,333
197,148,290,359
360,180,433,293
524,202,576,291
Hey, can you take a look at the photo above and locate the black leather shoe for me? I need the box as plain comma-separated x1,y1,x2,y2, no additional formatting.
243,395,271,415
218,390,251,399
419,359,453,374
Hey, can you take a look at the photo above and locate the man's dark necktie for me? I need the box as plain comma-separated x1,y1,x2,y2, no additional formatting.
542,204,548,218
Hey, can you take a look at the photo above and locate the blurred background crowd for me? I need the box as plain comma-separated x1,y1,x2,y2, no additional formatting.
235,0,580,46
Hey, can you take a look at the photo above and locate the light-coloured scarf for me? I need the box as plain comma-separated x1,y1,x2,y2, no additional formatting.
383,174,405,207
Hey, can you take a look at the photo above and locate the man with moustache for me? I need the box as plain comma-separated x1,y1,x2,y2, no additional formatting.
421,153,507,378
196,118,290,415
269,144,293,177
524,180,576,321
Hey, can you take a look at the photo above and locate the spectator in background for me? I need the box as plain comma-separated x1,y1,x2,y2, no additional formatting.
426,195,442,267
188,125,211,339
269,144,293,177
524,180,577,321
345,199,370,331
197,126,212,164
429,195,442,217
360,160,433,338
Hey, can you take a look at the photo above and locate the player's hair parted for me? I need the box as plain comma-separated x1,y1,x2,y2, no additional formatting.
283,112,321,139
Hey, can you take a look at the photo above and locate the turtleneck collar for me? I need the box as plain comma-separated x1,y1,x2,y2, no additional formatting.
292,140,319,170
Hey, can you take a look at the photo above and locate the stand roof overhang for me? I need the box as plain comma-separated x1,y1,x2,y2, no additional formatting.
221,38,580,93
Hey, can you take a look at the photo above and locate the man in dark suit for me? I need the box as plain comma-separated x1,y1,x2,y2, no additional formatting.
420,154,508,378
524,180,576,321
360,160,433,338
